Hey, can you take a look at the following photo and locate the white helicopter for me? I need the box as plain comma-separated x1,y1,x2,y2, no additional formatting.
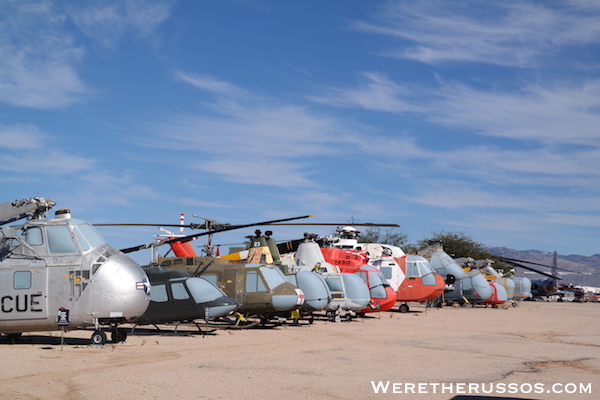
0,197,151,344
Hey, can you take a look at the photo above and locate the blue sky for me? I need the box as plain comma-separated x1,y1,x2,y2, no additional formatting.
2,0,599,264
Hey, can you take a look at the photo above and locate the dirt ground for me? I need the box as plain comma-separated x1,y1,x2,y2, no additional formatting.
1,301,598,400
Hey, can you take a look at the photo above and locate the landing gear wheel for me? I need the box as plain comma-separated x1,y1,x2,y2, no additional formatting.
91,330,107,345
111,329,127,343
399,304,409,313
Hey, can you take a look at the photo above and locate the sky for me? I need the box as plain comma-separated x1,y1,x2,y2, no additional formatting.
1,0,599,265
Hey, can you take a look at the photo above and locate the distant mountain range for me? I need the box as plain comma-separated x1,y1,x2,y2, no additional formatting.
487,247,600,287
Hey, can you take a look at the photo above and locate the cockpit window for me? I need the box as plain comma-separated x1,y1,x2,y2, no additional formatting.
380,266,393,279
368,271,387,298
368,271,386,287
171,282,190,300
407,261,419,277
419,260,435,274
246,270,267,292
73,227,90,251
19,227,43,246
74,223,107,249
187,277,224,303
47,226,78,254
150,284,168,302
259,266,287,289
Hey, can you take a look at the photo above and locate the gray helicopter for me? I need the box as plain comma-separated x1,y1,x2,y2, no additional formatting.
417,240,493,306
279,234,371,321
0,197,151,344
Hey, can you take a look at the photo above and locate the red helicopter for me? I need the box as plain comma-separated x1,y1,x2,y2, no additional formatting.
320,227,445,312
311,239,396,313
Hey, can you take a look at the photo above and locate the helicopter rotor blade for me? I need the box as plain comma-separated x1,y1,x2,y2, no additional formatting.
96,222,399,229
493,256,578,273
95,222,211,229
254,222,400,227
502,259,561,280
496,256,553,268
119,215,313,254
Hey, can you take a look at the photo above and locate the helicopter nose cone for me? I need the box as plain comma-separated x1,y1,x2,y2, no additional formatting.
493,282,508,303
292,271,331,311
471,273,493,301
443,263,466,281
341,273,371,310
429,252,466,281
184,278,240,318
205,297,240,318
272,288,304,311
91,252,151,321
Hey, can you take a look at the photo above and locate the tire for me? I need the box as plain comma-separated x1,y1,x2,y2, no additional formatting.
399,304,409,313
91,330,107,345
111,329,127,343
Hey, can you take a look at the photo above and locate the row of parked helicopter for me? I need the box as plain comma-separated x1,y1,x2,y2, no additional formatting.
1,197,552,345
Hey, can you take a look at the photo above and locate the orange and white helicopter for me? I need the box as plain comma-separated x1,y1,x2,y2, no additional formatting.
319,226,446,313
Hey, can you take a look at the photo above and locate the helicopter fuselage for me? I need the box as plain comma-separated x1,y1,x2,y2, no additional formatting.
157,256,305,317
135,266,239,324
0,215,150,335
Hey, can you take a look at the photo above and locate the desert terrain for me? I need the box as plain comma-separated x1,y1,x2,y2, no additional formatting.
1,301,598,400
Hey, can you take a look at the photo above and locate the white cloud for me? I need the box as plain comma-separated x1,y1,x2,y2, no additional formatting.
0,124,45,150
174,72,250,98
424,145,600,183
410,185,529,209
0,1,88,109
0,0,173,109
68,0,174,48
354,1,600,67
409,179,600,214
310,72,427,113
75,170,159,206
0,150,94,175
433,80,600,147
139,77,361,187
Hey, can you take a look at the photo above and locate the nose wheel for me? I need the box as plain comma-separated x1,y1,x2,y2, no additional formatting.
91,330,107,345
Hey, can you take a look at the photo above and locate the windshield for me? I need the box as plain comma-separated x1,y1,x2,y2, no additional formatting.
368,271,388,298
418,260,435,274
368,271,386,287
46,226,78,254
187,277,225,303
74,222,107,249
259,266,287,289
